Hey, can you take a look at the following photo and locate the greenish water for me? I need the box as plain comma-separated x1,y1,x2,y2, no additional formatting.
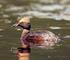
0,0,70,60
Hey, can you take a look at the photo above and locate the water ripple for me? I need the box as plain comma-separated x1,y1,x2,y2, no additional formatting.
0,4,2,8
5,5,25,12
0,29,4,31
49,26,61,29
0,35,3,37
64,35,70,38
31,3,64,11
1,1,70,21
4,19,12,24
49,26,70,29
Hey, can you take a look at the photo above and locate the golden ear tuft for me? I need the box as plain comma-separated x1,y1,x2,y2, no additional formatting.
20,16,30,23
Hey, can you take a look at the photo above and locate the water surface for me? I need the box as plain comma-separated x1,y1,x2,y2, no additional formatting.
0,0,70,60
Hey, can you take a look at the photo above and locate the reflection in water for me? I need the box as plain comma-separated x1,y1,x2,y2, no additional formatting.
30,3,64,11
64,35,70,38
2,15,9,18
49,26,62,29
49,26,70,29
0,4,2,8
4,19,12,24
5,5,24,12
0,35,3,37
0,28,4,31
0,0,70,21
0,0,70,60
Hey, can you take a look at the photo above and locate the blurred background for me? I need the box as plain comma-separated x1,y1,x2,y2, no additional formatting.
0,0,70,60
